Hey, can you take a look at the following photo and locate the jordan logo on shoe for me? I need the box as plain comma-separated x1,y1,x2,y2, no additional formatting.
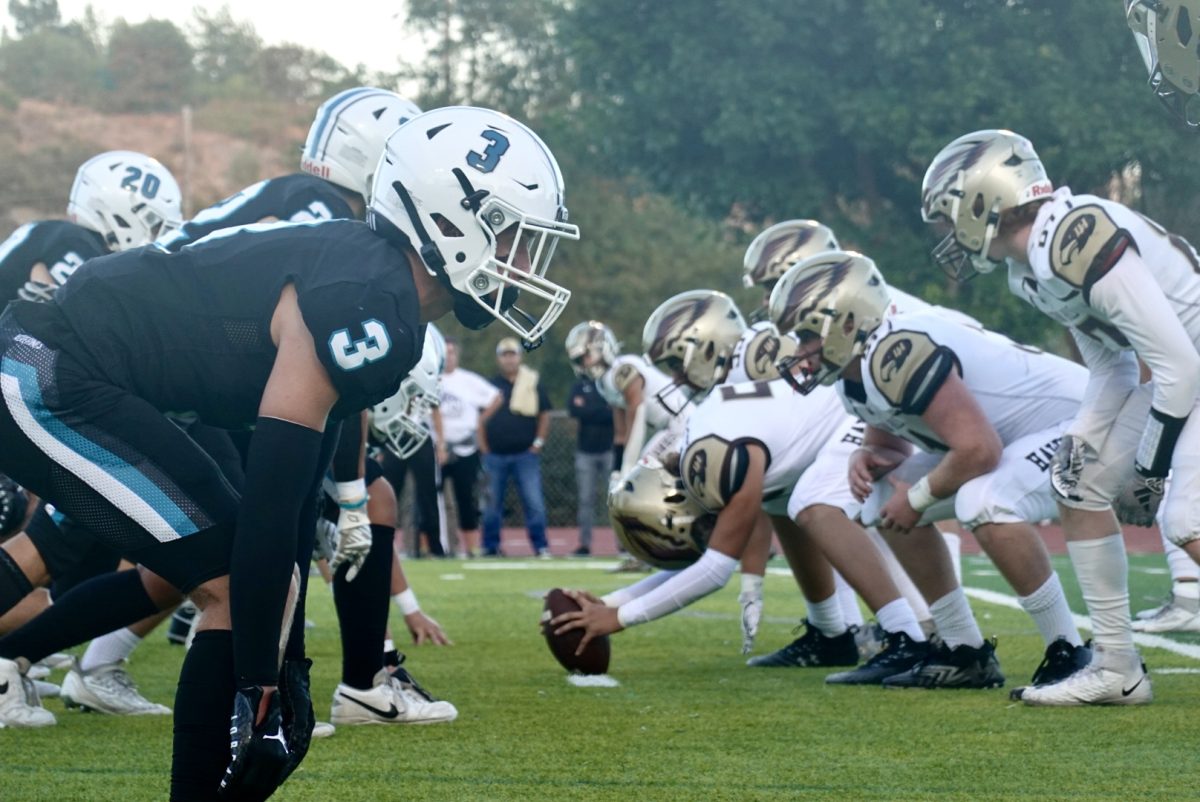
339,692,399,719
1121,676,1145,697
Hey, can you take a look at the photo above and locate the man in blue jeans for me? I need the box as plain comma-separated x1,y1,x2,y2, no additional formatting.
477,338,553,557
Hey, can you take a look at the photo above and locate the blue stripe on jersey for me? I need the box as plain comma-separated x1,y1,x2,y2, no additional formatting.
308,87,376,159
1,357,202,538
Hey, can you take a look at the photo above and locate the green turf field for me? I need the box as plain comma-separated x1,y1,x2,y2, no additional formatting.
4,553,1198,801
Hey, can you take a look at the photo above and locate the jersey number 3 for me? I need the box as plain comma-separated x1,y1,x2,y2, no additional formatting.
329,319,391,371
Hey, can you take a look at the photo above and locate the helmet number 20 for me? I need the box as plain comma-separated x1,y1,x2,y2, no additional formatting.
329,319,392,372
119,166,161,200
466,130,510,174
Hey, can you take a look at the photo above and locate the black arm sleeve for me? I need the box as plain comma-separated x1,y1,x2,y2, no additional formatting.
330,416,362,482
230,416,325,687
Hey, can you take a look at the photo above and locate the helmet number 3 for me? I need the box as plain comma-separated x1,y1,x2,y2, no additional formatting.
466,130,510,174
119,166,161,200
329,319,392,371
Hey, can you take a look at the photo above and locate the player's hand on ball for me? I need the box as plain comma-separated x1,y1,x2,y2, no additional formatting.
405,610,452,646
564,588,605,607
331,505,372,581
552,597,622,656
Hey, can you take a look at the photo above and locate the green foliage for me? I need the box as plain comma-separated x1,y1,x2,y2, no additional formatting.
7,0,59,36
105,19,194,112
0,27,103,105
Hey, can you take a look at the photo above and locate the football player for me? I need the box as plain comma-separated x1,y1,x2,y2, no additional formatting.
0,106,577,798
770,251,1112,696
0,150,186,719
1126,0,1200,129
921,128,1199,704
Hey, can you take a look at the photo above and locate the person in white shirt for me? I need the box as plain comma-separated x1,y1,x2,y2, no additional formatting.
437,338,500,558
921,129,1200,704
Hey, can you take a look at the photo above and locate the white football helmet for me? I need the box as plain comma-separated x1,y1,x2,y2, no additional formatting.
370,323,447,460
67,151,183,251
1127,1,1200,128
609,459,716,570
301,87,423,199
920,130,1052,280
564,320,619,379
368,106,580,349
642,290,746,396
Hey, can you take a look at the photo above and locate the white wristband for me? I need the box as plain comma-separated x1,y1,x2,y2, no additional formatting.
394,589,420,615
906,475,939,513
336,478,368,507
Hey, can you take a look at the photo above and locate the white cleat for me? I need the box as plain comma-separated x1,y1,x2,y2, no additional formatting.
61,660,171,715
0,657,56,727
33,680,61,699
311,721,336,738
1017,647,1152,706
330,669,457,725
1132,597,1200,633
36,653,74,671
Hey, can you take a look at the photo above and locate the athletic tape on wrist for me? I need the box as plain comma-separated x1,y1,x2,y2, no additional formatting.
906,475,939,513
394,588,420,615
1136,407,1188,478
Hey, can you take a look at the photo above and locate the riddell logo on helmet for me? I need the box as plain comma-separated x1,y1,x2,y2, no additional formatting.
1028,182,1053,198
301,160,330,179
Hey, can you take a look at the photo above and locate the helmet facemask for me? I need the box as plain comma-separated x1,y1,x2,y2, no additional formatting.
376,381,435,460
1128,1,1200,129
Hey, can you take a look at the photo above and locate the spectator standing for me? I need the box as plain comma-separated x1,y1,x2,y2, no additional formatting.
567,375,614,555
438,337,499,558
478,338,553,557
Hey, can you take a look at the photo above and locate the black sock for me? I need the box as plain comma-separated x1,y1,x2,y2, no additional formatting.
0,548,35,616
333,524,393,689
0,568,158,662
171,629,235,802
382,648,402,669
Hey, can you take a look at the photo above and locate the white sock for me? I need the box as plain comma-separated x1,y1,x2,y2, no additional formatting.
1067,533,1134,652
80,627,142,672
875,598,926,643
805,594,847,637
1162,533,1200,586
1018,573,1083,647
832,571,864,628
929,588,984,649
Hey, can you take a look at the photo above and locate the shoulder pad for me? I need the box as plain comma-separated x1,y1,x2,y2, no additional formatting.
1048,205,1132,300
868,329,958,415
611,361,642,393
741,329,794,381
680,434,764,512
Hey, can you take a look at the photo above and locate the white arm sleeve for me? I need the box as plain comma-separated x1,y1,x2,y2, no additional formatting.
601,570,678,608
1066,326,1140,449
621,401,649,476
1089,255,1200,419
616,550,738,628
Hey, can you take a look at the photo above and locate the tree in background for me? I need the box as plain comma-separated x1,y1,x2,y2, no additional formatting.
106,19,194,112
7,0,58,36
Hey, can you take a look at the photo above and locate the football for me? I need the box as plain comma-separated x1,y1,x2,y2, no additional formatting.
541,588,611,675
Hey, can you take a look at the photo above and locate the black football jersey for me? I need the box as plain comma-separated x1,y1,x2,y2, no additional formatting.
0,220,108,304
158,173,356,252
14,219,422,428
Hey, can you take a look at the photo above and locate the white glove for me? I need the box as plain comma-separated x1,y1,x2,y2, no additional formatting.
1050,435,1087,504
331,480,372,581
738,574,764,655
1114,473,1165,528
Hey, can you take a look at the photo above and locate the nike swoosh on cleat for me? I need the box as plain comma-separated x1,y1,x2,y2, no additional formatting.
339,692,400,719
1121,676,1145,697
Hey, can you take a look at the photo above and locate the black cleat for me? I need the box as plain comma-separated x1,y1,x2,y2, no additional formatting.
882,638,1005,689
1009,638,1092,700
746,621,859,668
824,631,930,685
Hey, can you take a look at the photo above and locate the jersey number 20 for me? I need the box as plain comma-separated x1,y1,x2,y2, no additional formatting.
329,319,391,371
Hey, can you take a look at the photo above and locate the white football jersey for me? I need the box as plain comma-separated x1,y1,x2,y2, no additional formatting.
838,311,1085,453
679,379,859,510
598,354,690,430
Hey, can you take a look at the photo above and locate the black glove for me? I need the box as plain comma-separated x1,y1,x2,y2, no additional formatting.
219,686,290,801
277,659,315,782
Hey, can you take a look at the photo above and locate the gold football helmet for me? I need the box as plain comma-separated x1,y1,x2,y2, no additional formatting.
1127,1,1200,128
742,220,840,291
608,460,716,570
642,290,747,400
564,320,619,380
768,251,890,394
920,130,1053,280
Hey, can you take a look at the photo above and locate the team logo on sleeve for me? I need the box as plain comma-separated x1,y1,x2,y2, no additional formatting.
1057,214,1096,267
612,362,640,391
878,338,913,382
747,330,781,378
